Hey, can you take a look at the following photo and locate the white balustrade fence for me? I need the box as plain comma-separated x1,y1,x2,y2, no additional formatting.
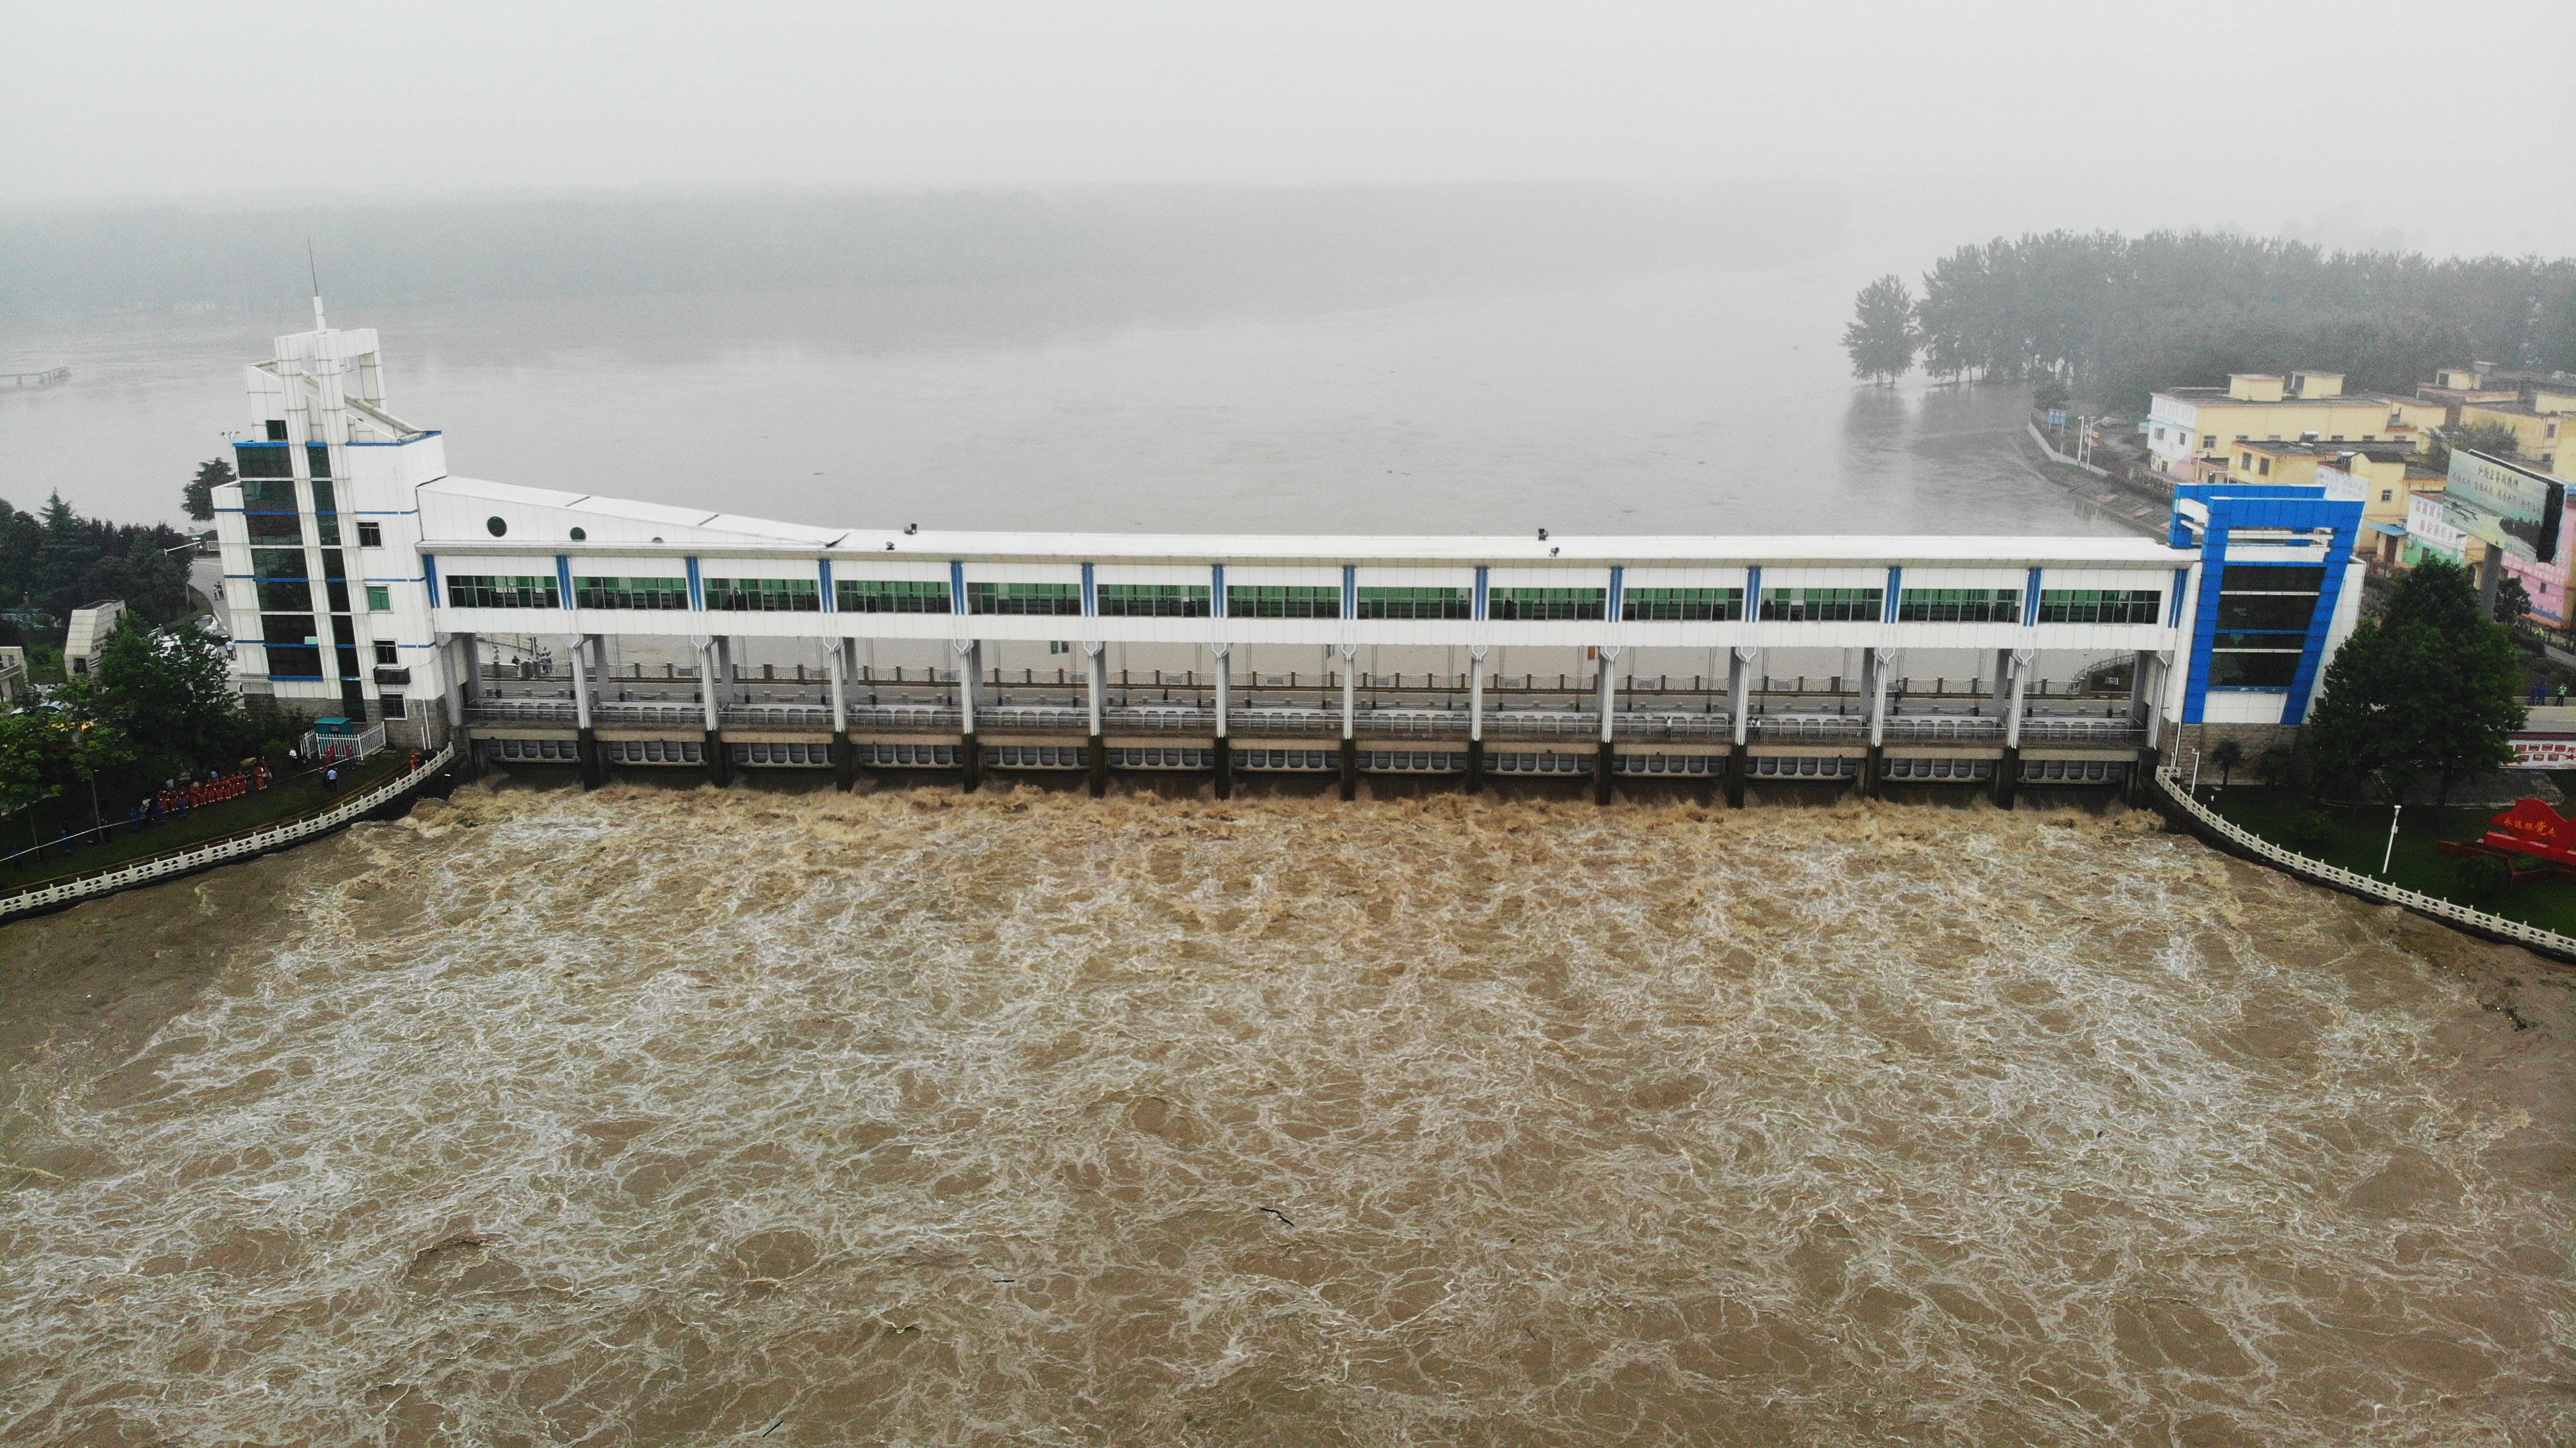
2152,760,2576,962
0,745,455,922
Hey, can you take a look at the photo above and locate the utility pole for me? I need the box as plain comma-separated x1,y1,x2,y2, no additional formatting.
2382,803,2403,875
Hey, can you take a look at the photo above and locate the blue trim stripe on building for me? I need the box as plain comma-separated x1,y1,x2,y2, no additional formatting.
817,558,835,612
1608,565,1625,620
2283,516,2359,726
1081,561,1097,617
949,560,967,614
2169,567,2190,627
1884,565,1902,623
1745,565,1762,615
422,554,439,607
1212,563,1226,617
554,555,574,608
2023,566,2043,627
685,556,703,610
1473,566,1489,620
1342,565,1357,619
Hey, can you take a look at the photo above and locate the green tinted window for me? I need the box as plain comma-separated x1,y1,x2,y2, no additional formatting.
365,585,392,612
704,577,822,612
574,576,690,610
1099,583,1211,617
837,579,951,613
1491,587,1604,620
1356,586,1470,620
251,548,305,579
1758,587,1881,622
2036,589,2162,624
1898,588,2018,623
234,444,292,479
1621,587,1742,621
1224,585,1339,619
445,575,561,609
967,582,1082,616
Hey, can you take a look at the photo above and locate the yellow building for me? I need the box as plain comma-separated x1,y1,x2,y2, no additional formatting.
2457,400,2568,474
2146,371,2444,478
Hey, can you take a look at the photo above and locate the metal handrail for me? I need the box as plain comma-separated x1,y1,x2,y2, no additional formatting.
467,699,578,723
1614,712,1732,740
845,705,963,732
1749,714,1867,739
1,744,458,918
1105,707,1217,733
2151,761,2576,960
719,703,833,728
1487,711,1604,739
1230,709,1339,737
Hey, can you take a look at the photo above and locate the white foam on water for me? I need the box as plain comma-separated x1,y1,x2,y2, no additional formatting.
0,785,2567,1445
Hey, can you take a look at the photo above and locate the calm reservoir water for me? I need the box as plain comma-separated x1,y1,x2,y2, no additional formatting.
2,264,2119,539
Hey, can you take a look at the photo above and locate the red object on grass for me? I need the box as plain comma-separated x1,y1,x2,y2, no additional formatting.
2479,798,2576,867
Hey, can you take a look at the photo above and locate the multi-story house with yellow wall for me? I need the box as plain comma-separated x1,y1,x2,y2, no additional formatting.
2145,371,2443,479
2457,398,2568,474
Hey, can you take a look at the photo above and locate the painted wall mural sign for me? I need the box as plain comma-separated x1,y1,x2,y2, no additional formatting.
2507,734,2576,769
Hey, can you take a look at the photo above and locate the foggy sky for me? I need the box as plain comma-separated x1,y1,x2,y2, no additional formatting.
8,1,2572,257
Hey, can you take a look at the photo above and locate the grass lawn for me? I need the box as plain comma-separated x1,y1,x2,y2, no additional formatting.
0,749,418,892
2198,773,2576,936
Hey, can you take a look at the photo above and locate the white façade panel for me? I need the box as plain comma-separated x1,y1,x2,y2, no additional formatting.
960,561,1085,586
1352,565,1478,589
565,555,695,579
1484,565,1613,589
1221,564,1342,587
1757,566,1888,591
694,557,823,581
824,556,953,584
2039,568,2178,593
2201,690,2288,724
1093,563,1216,586
438,553,560,578
1620,565,1750,589
1897,566,2029,592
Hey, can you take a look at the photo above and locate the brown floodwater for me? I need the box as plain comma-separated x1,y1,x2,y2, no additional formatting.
0,781,2569,1445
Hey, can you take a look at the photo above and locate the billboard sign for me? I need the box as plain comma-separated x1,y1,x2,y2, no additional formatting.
2447,450,2564,564
2047,408,2067,427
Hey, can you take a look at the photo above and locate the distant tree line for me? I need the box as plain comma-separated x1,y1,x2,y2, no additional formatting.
1843,232,2576,410
0,492,195,633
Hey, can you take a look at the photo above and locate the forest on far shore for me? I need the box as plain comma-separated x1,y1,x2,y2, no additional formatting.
1842,232,2576,410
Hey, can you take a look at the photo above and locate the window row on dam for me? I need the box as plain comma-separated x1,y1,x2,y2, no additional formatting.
436,570,2172,629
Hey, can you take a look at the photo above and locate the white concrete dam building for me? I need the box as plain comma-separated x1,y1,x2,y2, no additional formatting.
213,312,2363,803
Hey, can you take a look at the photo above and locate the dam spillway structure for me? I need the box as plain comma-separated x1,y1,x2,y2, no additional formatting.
213,311,2365,805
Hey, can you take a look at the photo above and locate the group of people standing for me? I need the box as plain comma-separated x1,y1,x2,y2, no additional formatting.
128,764,273,833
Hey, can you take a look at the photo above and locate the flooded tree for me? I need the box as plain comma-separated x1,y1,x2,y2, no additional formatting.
1840,273,1916,385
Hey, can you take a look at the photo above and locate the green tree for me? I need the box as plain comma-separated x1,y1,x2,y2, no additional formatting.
79,618,246,781
2208,738,2243,787
1841,273,1917,385
2453,419,2525,459
183,457,232,523
0,709,69,851
2303,556,2525,803
2495,573,2535,626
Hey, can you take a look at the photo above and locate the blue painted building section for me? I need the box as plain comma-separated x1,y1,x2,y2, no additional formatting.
2171,483,2363,726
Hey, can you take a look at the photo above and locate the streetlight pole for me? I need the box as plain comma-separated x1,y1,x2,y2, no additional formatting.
2382,803,2403,875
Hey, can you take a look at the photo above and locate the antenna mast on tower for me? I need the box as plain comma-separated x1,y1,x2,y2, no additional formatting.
307,239,325,332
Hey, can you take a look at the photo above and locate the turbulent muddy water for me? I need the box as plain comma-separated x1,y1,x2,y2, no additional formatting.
1,784,2570,1445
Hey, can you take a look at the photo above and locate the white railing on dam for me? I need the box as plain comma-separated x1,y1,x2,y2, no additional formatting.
2150,760,2576,963
0,745,456,922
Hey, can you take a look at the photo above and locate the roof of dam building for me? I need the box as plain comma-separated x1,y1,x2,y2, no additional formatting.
418,478,2194,566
